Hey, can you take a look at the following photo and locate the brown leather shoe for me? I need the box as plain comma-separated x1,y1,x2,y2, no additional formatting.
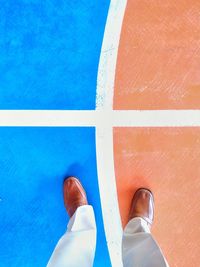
128,188,154,226
63,176,88,217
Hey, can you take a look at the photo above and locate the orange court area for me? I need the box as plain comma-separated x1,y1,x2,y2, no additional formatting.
114,0,200,110
113,1,200,266
114,127,200,267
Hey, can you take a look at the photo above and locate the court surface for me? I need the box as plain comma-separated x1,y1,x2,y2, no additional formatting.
1,1,200,267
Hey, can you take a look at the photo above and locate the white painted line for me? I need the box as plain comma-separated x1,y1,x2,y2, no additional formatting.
111,110,200,127
95,126,123,266
0,110,96,127
95,0,127,266
0,110,200,127
96,0,127,111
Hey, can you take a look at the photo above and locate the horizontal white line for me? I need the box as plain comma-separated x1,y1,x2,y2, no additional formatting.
0,110,97,127
111,110,200,127
0,110,200,127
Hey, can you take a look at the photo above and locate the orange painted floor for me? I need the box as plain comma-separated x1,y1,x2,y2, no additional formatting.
114,127,200,267
113,1,200,266
114,0,200,110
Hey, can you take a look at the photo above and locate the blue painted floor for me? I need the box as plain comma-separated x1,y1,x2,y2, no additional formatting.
0,0,109,109
0,1,111,266
0,127,111,267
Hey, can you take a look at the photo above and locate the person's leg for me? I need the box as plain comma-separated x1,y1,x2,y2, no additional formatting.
47,177,97,267
122,189,169,267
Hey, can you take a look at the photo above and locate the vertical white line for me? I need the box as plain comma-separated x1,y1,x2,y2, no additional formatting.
96,1,127,111
95,0,127,266
96,127,123,266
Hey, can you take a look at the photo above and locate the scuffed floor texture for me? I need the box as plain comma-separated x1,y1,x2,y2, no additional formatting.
114,0,200,109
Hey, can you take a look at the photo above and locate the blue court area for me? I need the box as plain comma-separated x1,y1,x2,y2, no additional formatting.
0,1,111,266
0,127,111,267
0,0,111,266
0,0,109,109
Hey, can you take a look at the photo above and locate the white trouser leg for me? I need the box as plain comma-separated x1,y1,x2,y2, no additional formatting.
47,205,97,267
122,217,169,267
